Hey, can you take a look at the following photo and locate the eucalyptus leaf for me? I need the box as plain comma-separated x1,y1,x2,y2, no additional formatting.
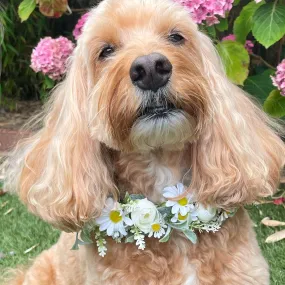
183,230,197,244
252,3,285,49
18,0,36,22
129,194,146,200
159,227,172,243
71,233,80,250
125,235,135,243
157,206,172,216
263,90,285,118
167,221,188,230
80,229,93,244
216,41,249,85
234,1,264,43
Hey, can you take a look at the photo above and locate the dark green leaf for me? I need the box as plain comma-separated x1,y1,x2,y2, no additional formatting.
205,25,216,39
216,18,228,32
252,3,285,48
263,90,285,118
216,41,249,85
18,0,36,22
243,69,275,103
234,1,264,43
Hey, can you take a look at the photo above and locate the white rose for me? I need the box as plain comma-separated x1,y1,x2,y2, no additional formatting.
196,204,217,223
131,199,159,233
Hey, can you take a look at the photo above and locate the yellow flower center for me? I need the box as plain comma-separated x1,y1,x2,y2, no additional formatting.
178,213,188,221
151,223,161,232
109,210,122,223
178,197,188,206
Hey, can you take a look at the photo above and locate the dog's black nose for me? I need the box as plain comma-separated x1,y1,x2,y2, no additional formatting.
130,53,172,92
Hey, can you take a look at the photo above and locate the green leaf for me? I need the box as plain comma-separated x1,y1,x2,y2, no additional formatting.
233,0,240,6
216,18,228,32
252,3,285,49
183,230,197,244
125,235,135,243
71,232,80,250
44,76,55,89
216,41,249,85
243,69,275,103
159,227,172,243
80,229,93,244
263,90,285,118
234,1,264,44
129,194,145,200
157,206,172,216
18,0,36,22
167,221,188,230
205,25,216,39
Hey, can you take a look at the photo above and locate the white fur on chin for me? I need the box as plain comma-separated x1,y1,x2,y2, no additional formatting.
130,111,196,151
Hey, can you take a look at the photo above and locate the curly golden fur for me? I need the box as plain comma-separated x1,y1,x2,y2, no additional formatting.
4,0,285,284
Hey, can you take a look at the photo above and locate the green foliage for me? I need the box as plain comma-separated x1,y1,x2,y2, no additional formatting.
0,0,51,108
263,89,285,118
18,0,36,22
234,1,264,44
243,69,275,103
216,40,249,85
252,3,285,48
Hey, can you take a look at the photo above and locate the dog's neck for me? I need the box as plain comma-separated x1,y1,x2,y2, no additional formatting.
114,147,191,203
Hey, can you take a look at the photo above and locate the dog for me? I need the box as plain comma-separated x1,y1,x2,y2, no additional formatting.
4,0,285,284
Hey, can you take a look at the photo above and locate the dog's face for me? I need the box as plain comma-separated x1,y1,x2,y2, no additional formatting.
80,0,209,151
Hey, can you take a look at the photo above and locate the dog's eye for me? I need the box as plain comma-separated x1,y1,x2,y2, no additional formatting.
168,33,185,44
99,45,115,59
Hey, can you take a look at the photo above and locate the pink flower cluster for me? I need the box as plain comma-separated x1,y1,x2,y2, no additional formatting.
174,0,234,25
31,37,74,80
271,59,285,96
73,13,90,40
222,34,254,54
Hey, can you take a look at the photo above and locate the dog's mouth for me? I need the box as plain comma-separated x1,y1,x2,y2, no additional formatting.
138,100,179,119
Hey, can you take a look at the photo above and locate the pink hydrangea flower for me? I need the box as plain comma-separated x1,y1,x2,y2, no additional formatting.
31,37,74,80
73,13,90,40
271,59,285,96
222,34,254,54
174,0,234,26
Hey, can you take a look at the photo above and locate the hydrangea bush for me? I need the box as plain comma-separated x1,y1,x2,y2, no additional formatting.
15,0,285,117
31,36,74,80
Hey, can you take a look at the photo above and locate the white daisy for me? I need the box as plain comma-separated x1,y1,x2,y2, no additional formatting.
96,198,133,238
163,183,194,216
148,222,168,238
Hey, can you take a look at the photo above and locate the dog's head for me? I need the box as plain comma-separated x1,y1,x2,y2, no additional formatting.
79,0,210,152
6,0,285,230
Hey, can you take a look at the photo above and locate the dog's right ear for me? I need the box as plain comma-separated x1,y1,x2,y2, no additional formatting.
4,48,117,231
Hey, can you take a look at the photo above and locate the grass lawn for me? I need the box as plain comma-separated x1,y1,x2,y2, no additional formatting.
0,194,284,284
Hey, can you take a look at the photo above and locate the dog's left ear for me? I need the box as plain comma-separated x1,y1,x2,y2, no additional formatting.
4,47,117,232
190,32,285,208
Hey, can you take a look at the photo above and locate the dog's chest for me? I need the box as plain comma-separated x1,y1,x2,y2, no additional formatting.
115,151,189,203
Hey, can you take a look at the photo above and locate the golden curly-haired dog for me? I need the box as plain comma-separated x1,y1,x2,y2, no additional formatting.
5,0,285,284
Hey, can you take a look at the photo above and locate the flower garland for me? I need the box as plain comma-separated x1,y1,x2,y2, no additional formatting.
72,183,237,257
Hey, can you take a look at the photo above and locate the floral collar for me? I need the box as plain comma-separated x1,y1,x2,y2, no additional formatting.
72,183,237,257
